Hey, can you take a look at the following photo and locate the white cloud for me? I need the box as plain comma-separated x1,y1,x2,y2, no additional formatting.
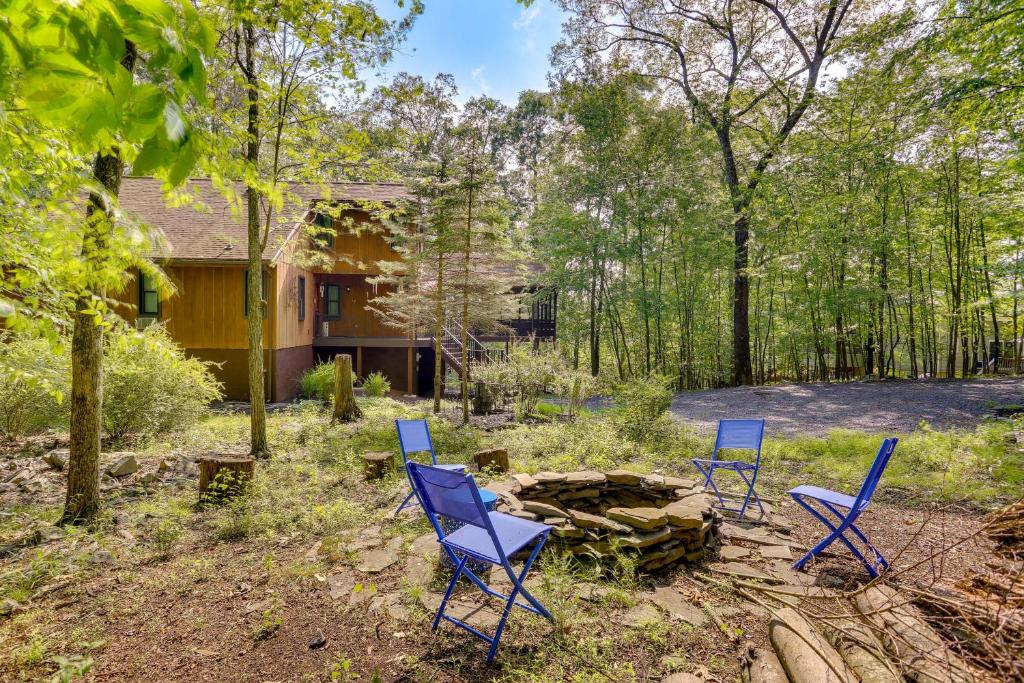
470,65,491,94
512,4,541,30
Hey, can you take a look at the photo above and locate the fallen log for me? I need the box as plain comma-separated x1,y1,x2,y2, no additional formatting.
768,606,859,683
854,585,974,683
824,619,902,683
741,645,788,683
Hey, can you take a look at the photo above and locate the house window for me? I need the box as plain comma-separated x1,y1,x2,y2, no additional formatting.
324,284,341,320
314,212,334,248
138,272,160,316
243,269,267,318
297,276,306,322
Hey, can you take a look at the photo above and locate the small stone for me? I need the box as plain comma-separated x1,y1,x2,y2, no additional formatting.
0,598,23,617
138,472,159,486
521,501,568,518
625,528,674,549
622,603,662,627
607,507,668,530
565,471,606,485
568,509,631,532
605,469,645,485
158,459,175,472
647,587,709,628
357,544,401,573
327,571,355,600
43,449,68,470
91,549,115,564
709,562,776,582
309,630,327,650
719,545,750,560
552,525,585,539
759,545,793,560
534,471,567,484
511,473,538,491
662,502,704,529
662,475,697,490
106,454,139,478
661,673,702,683
508,510,539,521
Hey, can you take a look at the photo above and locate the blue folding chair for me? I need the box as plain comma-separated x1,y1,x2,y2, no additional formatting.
395,419,466,514
789,437,899,578
406,462,553,662
691,418,766,519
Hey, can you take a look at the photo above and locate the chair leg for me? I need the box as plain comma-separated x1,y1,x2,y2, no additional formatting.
791,495,884,578
434,554,468,630
692,460,727,509
394,490,417,515
487,536,551,662
736,470,765,520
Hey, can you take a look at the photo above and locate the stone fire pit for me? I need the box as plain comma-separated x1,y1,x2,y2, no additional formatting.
490,470,720,573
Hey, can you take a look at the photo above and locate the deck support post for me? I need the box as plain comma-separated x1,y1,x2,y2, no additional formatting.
407,346,414,395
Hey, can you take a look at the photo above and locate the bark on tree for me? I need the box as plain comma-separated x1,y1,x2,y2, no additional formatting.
242,21,268,457
332,354,361,422
432,251,445,414
60,40,137,526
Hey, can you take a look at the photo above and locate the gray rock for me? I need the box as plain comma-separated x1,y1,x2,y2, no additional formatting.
138,472,159,487
6,470,31,485
0,598,23,617
647,587,709,628
622,603,662,627
759,545,793,560
91,549,115,564
44,449,69,470
521,500,568,518
106,454,139,478
719,545,751,560
607,507,668,530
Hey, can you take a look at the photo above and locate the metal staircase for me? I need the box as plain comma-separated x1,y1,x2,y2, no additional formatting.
436,318,504,378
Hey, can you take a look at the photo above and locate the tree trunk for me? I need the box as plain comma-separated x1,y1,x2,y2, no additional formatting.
732,211,754,385
332,354,361,422
60,40,137,526
242,22,268,457
460,174,473,426
433,251,445,413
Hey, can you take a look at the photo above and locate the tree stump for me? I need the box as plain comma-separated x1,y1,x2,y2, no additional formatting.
198,455,255,501
473,448,509,473
362,452,396,480
332,354,362,423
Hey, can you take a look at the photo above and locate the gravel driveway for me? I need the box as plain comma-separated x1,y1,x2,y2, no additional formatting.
668,378,1024,436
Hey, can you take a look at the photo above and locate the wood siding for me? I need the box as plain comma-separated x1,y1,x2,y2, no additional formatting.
273,256,316,351
114,265,271,350
315,274,401,338
320,209,404,276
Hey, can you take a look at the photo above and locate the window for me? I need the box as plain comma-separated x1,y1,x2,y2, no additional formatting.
314,212,334,248
138,272,160,316
243,269,267,318
297,276,306,322
324,284,341,320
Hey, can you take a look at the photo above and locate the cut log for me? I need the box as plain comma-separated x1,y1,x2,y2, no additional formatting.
473,448,509,473
198,455,255,500
769,607,859,682
824,619,902,683
855,585,974,683
362,452,396,480
741,646,788,683
332,354,362,423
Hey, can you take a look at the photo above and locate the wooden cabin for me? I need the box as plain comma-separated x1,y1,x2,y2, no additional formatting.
112,177,556,402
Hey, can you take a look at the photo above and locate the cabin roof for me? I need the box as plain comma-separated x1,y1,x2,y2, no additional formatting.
117,177,409,263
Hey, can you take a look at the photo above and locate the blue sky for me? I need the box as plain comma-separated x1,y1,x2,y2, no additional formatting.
370,0,567,105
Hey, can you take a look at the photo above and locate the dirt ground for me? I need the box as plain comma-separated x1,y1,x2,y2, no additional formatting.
668,378,1024,436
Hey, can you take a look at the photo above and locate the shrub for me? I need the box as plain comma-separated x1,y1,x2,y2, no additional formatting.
614,374,674,443
299,361,357,401
0,334,69,440
299,362,335,400
102,324,222,441
552,368,599,418
362,371,390,397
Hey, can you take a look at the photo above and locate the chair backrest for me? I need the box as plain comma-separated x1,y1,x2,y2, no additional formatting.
395,419,437,465
407,461,493,538
853,437,898,508
712,419,766,463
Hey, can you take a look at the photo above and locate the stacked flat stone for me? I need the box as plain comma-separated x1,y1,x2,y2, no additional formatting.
492,469,720,573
